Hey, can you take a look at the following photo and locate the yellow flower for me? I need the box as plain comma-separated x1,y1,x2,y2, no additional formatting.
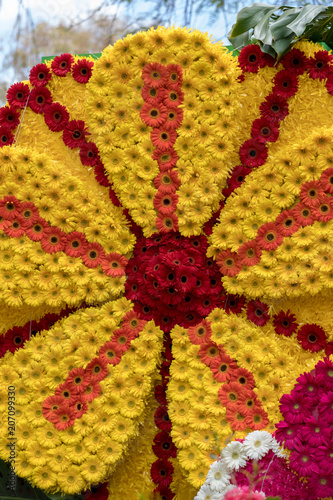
57,465,86,495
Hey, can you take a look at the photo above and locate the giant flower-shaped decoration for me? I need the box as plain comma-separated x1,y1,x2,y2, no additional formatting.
0,27,333,500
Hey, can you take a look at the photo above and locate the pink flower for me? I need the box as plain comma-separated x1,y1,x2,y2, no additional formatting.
289,442,319,477
315,357,333,390
279,390,312,424
224,485,265,500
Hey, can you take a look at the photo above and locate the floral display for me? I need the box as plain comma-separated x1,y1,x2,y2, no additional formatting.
0,24,332,500
195,431,312,499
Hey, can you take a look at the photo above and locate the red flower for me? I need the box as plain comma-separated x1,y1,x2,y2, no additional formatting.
239,138,268,168
320,167,333,194
40,226,67,253
163,88,184,108
122,309,146,333
141,85,167,104
259,94,289,123
256,221,283,251
275,209,300,237
154,169,181,194
64,231,88,257
0,106,20,129
223,165,251,198
326,72,333,95
44,102,69,132
3,218,26,237
79,141,100,166
72,397,88,418
313,195,333,222
198,341,221,366
51,53,74,76
315,357,333,390
6,82,30,109
238,45,264,73
245,407,268,430
55,382,78,405
166,64,183,87
188,319,212,345
293,203,315,226
246,300,269,326
99,341,123,365
155,213,179,233
237,240,261,267
216,249,241,277
42,395,65,419
72,59,94,83
29,63,51,87
101,252,128,277
223,294,246,314
297,323,327,352
272,69,299,98
225,403,248,431
94,162,109,187
81,242,106,268
112,328,136,351
281,48,309,75
154,405,172,431
309,50,333,81
52,404,76,430
84,483,109,500
210,353,237,383
28,86,52,114
154,190,178,215
219,381,243,406
26,219,48,241
66,367,91,394
0,127,14,147
17,201,39,227
152,431,177,459
82,380,101,402
163,107,183,130
63,120,89,149
140,101,168,127
153,487,175,500
300,180,324,207
150,459,174,487
273,310,298,336
4,327,29,352
85,356,109,382
0,195,20,220
151,127,177,150
142,62,167,88
251,117,279,144
152,148,178,170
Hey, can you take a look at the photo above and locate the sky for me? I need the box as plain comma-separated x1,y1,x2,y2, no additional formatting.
0,0,236,91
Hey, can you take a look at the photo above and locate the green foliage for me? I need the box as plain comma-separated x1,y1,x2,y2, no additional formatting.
229,3,333,60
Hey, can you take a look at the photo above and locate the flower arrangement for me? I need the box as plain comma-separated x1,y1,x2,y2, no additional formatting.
0,22,332,500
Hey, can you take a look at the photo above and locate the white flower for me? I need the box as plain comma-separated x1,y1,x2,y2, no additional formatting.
194,483,223,500
270,436,287,458
243,430,273,460
220,441,247,471
206,460,231,492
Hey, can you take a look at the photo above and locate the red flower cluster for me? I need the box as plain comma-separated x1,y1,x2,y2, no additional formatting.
275,358,333,498
0,195,127,275
191,318,268,431
151,331,176,499
140,62,184,233
0,307,75,358
43,310,146,430
125,232,225,333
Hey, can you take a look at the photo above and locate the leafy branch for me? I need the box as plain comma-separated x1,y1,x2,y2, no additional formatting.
228,3,333,60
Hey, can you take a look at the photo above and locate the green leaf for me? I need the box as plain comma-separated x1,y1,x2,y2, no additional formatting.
287,5,328,37
272,33,297,60
253,10,275,46
228,30,251,51
270,8,302,39
230,3,277,38
258,42,276,58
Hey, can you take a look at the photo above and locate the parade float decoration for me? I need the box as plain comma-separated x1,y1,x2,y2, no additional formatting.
0,3,333,499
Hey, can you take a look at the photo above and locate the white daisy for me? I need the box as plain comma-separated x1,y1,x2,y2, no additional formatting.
220,441,247,471
206,460,231,492
243,430,273,460
270,436,287,458
194,483,223,500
